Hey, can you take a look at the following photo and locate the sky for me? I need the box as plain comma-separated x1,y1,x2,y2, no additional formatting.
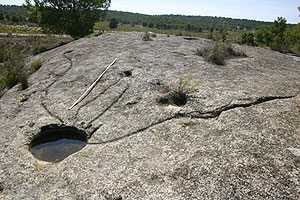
1,0,299,23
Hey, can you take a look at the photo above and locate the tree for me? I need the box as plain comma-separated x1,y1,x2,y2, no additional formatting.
11,15,19,23
272,17,287,36
0,13,4,21
270,17,288,52
109,18,118,29
24,0,111,37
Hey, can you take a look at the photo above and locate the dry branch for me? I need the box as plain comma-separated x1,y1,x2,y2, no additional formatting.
68,58,118,110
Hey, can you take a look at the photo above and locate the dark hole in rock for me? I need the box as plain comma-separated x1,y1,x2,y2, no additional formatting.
0,183,3,193
184,37,199,40
29,124,87,163
122,70,132,77
157,91,187,107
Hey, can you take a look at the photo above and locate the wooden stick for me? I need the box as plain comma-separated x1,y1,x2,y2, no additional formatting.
68,58,118,110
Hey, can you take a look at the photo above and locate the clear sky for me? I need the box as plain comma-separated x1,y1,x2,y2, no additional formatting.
1,0,299,23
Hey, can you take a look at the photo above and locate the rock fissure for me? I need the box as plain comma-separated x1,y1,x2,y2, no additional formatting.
183,94,299,119
87,86,129,126
89,94,298,145
41,102,64,124
36,51,75,124
42,50,74,95
73,78,123,124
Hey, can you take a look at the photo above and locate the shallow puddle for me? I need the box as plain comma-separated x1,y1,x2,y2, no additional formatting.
30,139,86,162
29,124,87,163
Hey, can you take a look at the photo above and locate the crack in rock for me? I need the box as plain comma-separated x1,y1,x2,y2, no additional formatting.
73,78,123,124
183,95,299,119
89,94,298,145
37,51,75,123
41,101,64,124
87,86,129,126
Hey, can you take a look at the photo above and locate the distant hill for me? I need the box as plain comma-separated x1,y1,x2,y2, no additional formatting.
0,4,272,31
0,5,26,17
106,10,272,31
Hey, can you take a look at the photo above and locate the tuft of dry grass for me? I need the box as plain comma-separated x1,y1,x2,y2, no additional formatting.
157,75,198,107
31,59,42,72
142,32,153,41
196,41,247,65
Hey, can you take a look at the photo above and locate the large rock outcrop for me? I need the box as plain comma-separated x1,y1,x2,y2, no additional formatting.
0,32,299,199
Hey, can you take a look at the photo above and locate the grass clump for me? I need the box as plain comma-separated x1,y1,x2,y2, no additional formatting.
31,59,42,72
157,75,198,107
0,46,28,90
142,32,153,41
196,41,246,65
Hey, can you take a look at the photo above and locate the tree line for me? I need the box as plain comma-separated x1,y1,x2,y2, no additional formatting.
241,17,300,56
105,10,272,32
1,3,273,36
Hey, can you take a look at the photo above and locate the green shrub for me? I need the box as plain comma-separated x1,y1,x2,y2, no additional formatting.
255,27,273,46
270,35,288,52
31,59,42,72
0,47,28,90
0,63,28,90
241,32,255,46
285,23,300,55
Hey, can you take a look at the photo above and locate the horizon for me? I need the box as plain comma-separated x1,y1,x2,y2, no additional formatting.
1,0,299,24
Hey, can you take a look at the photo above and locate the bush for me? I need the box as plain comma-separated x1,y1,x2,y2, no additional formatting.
270,35,288,52
224,43,247,57
142,32,152,41
241,32,255,46
0,47,28,90
0,62,28,90
93,21,110,33
196,42,246,65
109,18,118,29
285,23,300,55
206,42,226,65
255,27,273,46
31,59,42,72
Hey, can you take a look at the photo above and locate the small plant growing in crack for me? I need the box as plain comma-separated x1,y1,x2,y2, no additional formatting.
157,74,198,107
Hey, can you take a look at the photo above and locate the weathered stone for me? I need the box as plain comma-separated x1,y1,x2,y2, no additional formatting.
0,32,299,199
288,148,300,157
